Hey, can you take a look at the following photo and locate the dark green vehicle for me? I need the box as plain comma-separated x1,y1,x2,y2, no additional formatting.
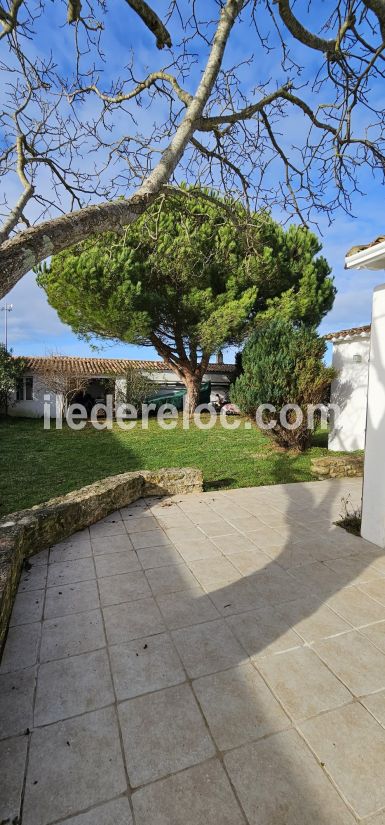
145,381,211,413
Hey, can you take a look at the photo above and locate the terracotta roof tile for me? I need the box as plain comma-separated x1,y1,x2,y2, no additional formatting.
15,355,236,376
346,236,385,257
324,325,371,341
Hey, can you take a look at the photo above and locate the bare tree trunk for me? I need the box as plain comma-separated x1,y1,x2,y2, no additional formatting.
0,195,152,298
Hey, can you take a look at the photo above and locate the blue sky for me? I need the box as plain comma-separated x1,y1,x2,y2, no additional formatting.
1,1,384,364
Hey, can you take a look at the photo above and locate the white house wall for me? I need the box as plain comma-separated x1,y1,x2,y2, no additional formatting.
8,369,233,418
8,376,57,419
329,335,370,452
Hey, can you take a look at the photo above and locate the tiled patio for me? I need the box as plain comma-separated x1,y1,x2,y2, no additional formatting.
3,477,385,824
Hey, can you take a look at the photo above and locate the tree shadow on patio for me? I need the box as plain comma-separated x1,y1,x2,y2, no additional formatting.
159,469,385,822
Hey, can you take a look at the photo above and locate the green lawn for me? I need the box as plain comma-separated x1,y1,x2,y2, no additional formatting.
0,415,357,518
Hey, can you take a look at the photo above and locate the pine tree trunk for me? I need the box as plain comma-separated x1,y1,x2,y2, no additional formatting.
184,375,201,416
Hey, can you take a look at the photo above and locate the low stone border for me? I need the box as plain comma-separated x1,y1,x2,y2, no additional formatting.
311,454,364,479
0,467,202,650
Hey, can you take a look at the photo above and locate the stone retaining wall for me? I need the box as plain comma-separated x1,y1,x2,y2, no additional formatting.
0,467,202,650
311,455,364,479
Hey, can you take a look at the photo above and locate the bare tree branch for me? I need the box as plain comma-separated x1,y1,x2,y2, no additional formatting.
0,0,24,39
70,72,192,107
67,0,82,24
124,0,172,49
1,0,385,298
362,0,385,39
0,135,34,243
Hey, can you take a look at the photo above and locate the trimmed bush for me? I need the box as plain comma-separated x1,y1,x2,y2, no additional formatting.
230,319,335,451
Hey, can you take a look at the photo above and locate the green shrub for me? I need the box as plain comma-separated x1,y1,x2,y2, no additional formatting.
230,319,335,451
0,346,25,414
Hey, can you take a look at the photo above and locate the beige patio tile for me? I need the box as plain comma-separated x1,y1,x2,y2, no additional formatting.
156,588,219,630
360,620,385,654
122,515,158,532
250,564,307,606
120,502,150,517
23,707,126,825
156,513,193,529
227,606,303,658
172,618,246,678
229,500,266,514
273,540,317,568
315,630,385,696
0,622,41,673
94,550,141,577
178,504,216,521
58,798,133,825
136,544,184,569
248,531,289,554
47,557,95,588
361,690,385,728
130,528,170,549
206,503,248,520
145,563,199,595
132,759,245,825
0,667,36,738
196,519,238,537
359,578,385,606
34,649,114,726
326,586,385,627
10,589,44,626
209,578,262,616
0,736,28,824
224,728,356,825
53,528,90,546
286,560,346,597
98,571,151,605
368,551,385,574
225,548,272,575
91,533,134,555
325,554,385,586
109,633,185,700
226,515,268,533
44,580,100,619
188,557,241,588
212,533,259,554
300,703,385,819
19,564,47,593
254,508,293,527
50,541,92,564
103,596,165,644
118,683,215,786
89,520,126,538
257,646,351,720
173,538,222,563
40,609,105,662
323,525,371,553
315,539,370,561
193,663,289,750
274,524,316,544
364,813,385,825
165,525,206,544
277,595,351,643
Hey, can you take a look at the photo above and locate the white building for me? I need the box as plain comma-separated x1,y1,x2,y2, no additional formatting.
8,355,236,418
327,324,371,452
344,236,385,548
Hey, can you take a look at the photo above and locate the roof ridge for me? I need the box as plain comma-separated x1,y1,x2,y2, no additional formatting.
13,354,236,375
324,324,371,340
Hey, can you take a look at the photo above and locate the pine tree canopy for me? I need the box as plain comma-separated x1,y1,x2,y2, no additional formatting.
37,190,335,369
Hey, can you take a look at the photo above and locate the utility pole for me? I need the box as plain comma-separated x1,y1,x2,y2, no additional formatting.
1,303,13,350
